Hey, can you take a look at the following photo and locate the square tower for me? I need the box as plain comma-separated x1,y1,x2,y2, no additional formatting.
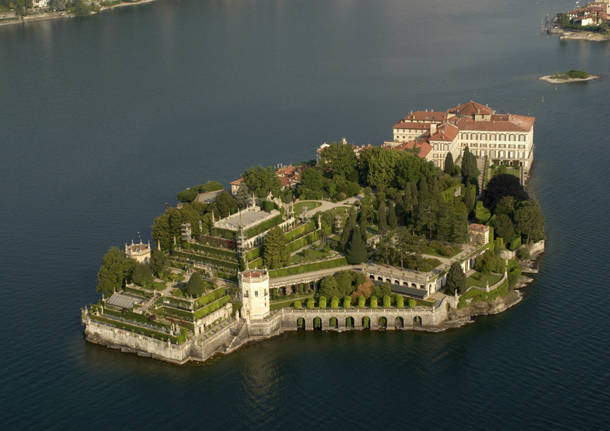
239,269,270,320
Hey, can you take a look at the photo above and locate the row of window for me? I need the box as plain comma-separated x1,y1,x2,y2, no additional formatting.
470,149,526,158
466,143,526,149
243,289,269,298
461,132,526,142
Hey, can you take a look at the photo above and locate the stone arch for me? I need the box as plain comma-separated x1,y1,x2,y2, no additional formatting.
362,316,371,329
413,316,422,327
329,317,338,329
313,316,322,330
297,317,305,330
346,316,355,329
378,316,388,329
395,316,404,329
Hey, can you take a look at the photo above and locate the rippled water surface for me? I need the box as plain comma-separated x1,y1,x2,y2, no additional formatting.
1,0,609,429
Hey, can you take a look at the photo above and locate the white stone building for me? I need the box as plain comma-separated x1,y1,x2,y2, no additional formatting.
125,240,151,263
239,269,270,320
385,101,536,173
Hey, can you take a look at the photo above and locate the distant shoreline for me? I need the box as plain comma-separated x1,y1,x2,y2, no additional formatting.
549,27,610,42
0,0,156,28
539,74,599,84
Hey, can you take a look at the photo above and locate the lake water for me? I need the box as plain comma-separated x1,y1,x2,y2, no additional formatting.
1,0,609,429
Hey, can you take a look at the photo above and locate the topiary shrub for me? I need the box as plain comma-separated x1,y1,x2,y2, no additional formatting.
358,295,366,308
383,295,392,308
318,296,327,308
306,298,315,309
343,296,351,308
370,296,378,308
294,300,302,309
396,295,405,308
330,296,339,309
408,299,417,308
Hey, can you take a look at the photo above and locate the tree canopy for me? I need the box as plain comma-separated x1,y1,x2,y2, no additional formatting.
319,142,358,181
346,226,367,264
186,272,205,297
263,227,288,269
243,166,281,199
481,174,529,211
96,247,135,296
446,262,465,295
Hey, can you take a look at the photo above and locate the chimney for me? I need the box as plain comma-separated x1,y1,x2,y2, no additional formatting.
430,123,437,134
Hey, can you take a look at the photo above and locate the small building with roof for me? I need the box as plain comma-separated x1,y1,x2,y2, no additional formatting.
125,240,151,263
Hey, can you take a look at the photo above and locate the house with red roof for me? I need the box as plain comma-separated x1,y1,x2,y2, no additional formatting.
385,101,536,174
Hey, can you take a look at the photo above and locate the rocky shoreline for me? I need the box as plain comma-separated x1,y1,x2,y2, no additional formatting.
539,74,599,84
549,27,610,42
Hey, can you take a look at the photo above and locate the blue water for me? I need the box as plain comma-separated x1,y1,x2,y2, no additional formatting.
1,0,609,429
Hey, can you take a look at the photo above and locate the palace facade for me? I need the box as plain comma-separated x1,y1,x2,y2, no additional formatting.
384,101,535,174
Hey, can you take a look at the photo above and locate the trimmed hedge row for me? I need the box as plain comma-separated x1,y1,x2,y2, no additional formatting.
246,246,262,261
196,287,225,308
269,257,348,278
245,214,283,238
249,257,263,268
285,221,316,242
193,296,231,320
172,250,239,270
103,307,171,330
211,227,237,240
286,230,320,253
190,243,238,260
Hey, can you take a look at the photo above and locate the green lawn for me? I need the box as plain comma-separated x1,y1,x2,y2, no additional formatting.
466,271,503,289
289,247,333,265
294,201,322,214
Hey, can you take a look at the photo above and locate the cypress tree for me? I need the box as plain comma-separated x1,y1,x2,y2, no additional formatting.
340,210,357,250
346,226,367,264
388,203,398,229
377,200,388,232
446,262,466,294
444,152,455,175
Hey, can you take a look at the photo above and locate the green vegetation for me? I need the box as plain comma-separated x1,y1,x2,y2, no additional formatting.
96,247,135,296
243,166,282,199
244,214,283,238
176,181,224,202
294,201,322,214
268,257,348,278
446,262,466,294
550,70,591,80
466,271,503,289
263,226,289,269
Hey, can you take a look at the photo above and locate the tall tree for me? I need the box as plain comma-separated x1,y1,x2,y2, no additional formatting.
340,210,357,250
213,191,238,218
132,263,153,287
481,174,529,211
450,201,469,243
387,203,398,229
444,152,455,175
235,184,251,208
461,147,480,186
463,184,476,216
446,262,466,295
96,247,134,296
377,200,388,232
263,227,288,268
319,142,358,181
186,272,205,297
515,199,545,243
346,226,368,264
494,213,517,243
149,249,168,277
243,166,281,199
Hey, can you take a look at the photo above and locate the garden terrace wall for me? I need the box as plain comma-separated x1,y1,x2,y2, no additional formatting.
244,214,284,238
190,243,238,260
172,250,239,270
269,257,348,278
286,230,320,253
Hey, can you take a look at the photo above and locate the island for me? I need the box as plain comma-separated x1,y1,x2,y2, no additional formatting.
0,0,156,27
549,1,610,41
81,101,546,365
539,70,600,84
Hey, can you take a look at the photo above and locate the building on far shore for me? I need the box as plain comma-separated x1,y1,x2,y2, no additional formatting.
383,101,535,174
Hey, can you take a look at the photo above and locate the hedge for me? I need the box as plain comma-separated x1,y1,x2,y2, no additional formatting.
285,221,316,242
244,215,283,238
193,295,231,320
172,250,238,270
190,243,238,260
285,230,320,253
509,236,522,251
249,257,264,268
103,307,171,331
196,287,226,308
211,227,237,240
246,247,262,261
268,257,348,278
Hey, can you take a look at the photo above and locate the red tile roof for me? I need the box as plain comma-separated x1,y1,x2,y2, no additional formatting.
403,111,448,122
449,100,495,116
429,124,459,142
456,114,535,132
230,178,243,186
392,140,432,158
393,121,431,130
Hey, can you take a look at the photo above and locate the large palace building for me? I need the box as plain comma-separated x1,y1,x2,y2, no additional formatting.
383,101,535,174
